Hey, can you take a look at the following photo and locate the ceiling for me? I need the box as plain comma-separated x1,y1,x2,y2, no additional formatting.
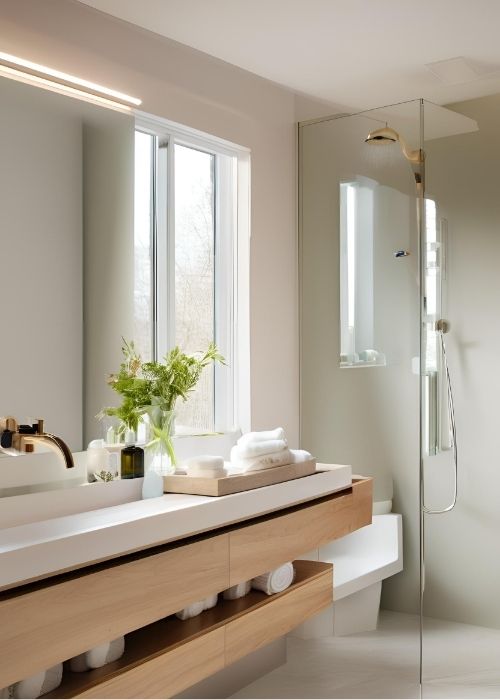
77,0,500,110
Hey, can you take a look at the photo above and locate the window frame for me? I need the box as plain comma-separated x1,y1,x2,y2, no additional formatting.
134,111,250,436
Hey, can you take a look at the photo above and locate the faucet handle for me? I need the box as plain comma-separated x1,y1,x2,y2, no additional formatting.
36,418,44,435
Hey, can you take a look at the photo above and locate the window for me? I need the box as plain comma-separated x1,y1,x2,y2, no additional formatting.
133,116,249,435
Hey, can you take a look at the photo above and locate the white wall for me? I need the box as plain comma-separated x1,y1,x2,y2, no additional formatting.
0,78,83,449
0,0,315,446
423,94,500,628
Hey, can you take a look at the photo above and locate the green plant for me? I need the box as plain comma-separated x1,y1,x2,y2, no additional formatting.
99,339,225,436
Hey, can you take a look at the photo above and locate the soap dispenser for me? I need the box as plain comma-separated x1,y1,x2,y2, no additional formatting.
121,430,144,479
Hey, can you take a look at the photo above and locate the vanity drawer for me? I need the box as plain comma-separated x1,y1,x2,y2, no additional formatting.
228,477,372,585
73,628,225,699
225,562,332,665
0,534,229,689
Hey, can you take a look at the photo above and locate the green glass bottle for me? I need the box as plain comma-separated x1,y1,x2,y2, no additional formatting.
121,430,144,479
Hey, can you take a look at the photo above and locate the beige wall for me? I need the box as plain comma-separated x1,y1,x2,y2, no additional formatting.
0,0,322,445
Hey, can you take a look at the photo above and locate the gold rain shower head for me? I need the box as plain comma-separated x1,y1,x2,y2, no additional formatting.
365,126,424,165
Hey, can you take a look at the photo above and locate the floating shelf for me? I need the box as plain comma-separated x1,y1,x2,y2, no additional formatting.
43,560,333,699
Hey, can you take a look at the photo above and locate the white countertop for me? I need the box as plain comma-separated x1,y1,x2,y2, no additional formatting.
0,465,351,591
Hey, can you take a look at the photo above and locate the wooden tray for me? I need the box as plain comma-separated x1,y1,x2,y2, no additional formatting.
163,459,317,497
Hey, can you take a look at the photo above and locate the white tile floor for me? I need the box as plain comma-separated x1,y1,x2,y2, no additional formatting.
231,610,500,699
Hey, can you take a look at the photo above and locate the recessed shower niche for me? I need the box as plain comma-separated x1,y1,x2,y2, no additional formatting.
339,175,414,368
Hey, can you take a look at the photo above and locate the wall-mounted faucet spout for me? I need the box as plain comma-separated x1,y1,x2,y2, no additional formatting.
30,433,74,469
30,418,74,469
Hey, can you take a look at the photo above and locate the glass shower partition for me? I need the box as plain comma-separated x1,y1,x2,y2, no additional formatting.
300,98,483,697
420,99,500,698
299,100,423,696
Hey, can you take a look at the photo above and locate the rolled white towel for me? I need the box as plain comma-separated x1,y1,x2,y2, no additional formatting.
252,563,295,595
11,664,63,699
223,580,252,600
175,599,206,620
290,448,313,463
69,652,90,673
86,637,125,669
231,448,292,473
185,455,226,479
69,636,125,672
204,593,218,610
237,428,286,446
231,439,287,460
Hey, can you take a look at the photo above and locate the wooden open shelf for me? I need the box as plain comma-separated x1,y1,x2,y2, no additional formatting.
43,560,333,699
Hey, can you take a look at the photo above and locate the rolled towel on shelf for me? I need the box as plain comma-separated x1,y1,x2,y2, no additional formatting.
69,637,125,672
237,428,286,446
252,563,295,595
223,580,252,600
203,593,218,610
231,439,287,460
11,664,63,699
175,599,206,620
185,455,226,479
86,637,125,669
230,447,293,473
69,653,90,673
290,448,313,463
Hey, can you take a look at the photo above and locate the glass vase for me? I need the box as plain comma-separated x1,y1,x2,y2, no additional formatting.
142,407,176,476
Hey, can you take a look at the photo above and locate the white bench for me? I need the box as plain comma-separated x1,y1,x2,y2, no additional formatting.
294,512,403,637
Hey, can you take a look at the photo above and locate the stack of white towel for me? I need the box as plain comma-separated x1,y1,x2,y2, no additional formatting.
230,428,292,472
230,428,313,473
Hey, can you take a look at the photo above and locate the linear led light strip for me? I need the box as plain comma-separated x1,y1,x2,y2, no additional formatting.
0,51,141,111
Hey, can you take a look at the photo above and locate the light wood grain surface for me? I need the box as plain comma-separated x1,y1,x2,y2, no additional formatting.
225,566,332,665
0,535,229,688
43,561,333,699
228,478,372,585
74,628,225,699
163,460,317,496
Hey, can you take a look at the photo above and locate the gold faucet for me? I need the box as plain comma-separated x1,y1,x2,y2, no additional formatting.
8,418,74,469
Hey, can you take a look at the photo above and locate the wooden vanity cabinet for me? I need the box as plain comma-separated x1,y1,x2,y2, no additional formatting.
0,477,372,698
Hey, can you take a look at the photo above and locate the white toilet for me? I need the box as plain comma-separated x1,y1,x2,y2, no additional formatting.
294,510,403,638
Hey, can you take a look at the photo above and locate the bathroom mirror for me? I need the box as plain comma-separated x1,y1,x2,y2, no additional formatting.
0,75,135,451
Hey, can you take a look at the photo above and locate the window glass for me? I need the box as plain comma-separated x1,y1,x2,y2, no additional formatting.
133,131,154,362
174,144,215,433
